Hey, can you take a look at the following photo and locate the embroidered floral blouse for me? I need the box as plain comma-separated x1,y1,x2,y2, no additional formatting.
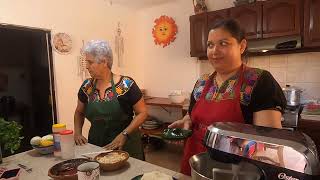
78,76,142,119
188,66,286,124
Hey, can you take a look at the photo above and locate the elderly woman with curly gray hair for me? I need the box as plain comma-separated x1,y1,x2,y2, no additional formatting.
74,40,147,160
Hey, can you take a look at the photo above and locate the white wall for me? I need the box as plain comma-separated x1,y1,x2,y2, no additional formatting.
129,0,235,97
131,0,199,97
127,0,205,122
0,0,136,136
206,0,234,11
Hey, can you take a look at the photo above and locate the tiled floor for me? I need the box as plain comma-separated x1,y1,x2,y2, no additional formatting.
144,140,184,172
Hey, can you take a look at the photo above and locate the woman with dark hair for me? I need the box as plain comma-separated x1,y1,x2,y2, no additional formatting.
169,19,286,175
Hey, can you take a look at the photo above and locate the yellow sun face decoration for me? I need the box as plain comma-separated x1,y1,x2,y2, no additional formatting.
152,15,178,48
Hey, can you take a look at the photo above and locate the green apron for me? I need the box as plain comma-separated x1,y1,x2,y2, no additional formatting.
85,75,144,160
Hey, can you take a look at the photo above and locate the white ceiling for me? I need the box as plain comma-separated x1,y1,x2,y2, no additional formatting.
109,0,176,9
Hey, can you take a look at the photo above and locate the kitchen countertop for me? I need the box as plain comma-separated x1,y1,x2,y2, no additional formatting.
1,144,191,180
301,113,320,121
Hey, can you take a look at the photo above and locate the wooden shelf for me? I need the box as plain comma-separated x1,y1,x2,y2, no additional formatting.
139,123,170,137
144,96,189,116
141,96,188,142
144,96,187,108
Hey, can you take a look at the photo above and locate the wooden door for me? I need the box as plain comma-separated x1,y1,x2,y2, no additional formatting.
304,0,320,47
190,13,207,57
263,0,302,38
230,2,263,39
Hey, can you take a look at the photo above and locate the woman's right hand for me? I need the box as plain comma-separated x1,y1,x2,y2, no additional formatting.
166,116,192,145
74,134,88,145
168,116,192,130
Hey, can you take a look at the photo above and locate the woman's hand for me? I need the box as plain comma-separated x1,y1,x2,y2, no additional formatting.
168,115,192,130
103,133,127,150
74,100,87,145
74,133,88,145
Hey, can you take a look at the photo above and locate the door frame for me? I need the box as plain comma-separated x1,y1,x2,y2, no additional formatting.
0,23,58,124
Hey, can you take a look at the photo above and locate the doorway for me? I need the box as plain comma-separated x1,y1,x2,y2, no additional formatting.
0,24,57,156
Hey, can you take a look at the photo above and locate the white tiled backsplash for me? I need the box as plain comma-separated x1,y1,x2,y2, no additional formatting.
199,52,320,102
249,52,320,102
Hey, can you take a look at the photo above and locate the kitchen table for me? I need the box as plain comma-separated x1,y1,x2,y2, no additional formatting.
0,143,191,180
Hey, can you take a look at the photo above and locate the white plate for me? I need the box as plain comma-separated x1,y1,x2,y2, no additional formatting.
143,121,161,125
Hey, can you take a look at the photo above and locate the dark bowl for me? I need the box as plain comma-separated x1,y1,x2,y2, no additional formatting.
48,158,91,180
162,128,192,140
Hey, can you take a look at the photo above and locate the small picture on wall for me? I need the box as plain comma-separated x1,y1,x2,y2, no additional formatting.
52,33,72,54
0,72,8,91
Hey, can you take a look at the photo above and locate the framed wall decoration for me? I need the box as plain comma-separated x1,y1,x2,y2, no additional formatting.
115,22,125,67
52,33,72,54
77,40,90,80
152,15,178,48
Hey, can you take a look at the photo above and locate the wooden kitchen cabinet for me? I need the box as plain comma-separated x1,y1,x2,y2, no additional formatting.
297,119,320,153
303,0,320,47
188,0,320,58
262,0,302,38
189,9,229,58
190,13,207,57
207,9,229,33
230,2,263,39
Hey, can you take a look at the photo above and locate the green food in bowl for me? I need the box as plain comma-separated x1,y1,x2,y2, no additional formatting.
162,128,192,140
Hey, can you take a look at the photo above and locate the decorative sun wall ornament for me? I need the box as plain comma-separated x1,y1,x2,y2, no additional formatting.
152,15,178,48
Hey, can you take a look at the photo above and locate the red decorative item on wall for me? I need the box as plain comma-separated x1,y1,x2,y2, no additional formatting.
152,15,178,48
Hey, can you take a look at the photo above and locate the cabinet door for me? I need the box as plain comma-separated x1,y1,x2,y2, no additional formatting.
207,9,229,33
304,0,320,47
230,2,263,39
190,13,207,57
263,0,302,38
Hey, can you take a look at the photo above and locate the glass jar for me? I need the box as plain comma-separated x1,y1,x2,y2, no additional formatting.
60,130,75,159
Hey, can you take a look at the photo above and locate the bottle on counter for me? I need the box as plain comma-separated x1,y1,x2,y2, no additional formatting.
52,123,66,157
60,130,75,159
